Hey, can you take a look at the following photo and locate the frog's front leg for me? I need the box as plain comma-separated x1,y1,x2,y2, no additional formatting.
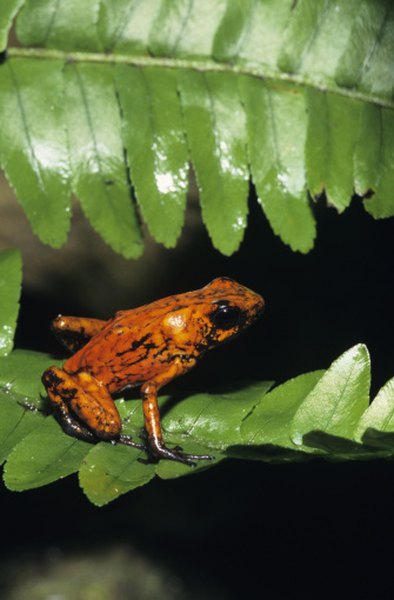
141,359,214,465
51,316,107,354
42,366,144,449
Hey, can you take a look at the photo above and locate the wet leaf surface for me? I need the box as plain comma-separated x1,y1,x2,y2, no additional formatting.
1,1,392,255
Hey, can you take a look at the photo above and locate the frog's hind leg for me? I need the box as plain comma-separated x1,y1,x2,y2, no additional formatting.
42,366,145,449
141,359,214,465
51,316,107,354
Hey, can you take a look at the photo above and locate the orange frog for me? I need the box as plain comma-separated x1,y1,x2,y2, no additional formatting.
42,277,264,464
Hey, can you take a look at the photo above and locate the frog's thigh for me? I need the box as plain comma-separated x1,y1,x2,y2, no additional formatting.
51,316,107,353
41,370,96,442
42,366,121,440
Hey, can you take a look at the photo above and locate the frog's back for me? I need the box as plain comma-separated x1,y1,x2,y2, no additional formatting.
63,278,264,393
63,290,200,390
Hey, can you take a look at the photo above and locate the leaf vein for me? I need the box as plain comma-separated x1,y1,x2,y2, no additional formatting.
42,0,62,46
237,0,258,57
357,4,392,86
319,365,356,434
0,407,26,454
294,0,331,73
71,64,117,213
7,48,394,110
170,0,194,56
109,0,143,52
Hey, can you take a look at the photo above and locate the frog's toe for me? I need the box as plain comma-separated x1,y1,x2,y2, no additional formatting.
149,440,214,465
169,444,214,463
180,451,214,462
158,447,197,466
117,434,147,450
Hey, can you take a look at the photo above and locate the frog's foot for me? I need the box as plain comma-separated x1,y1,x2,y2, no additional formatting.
54,404,146,450
148,439,214,466
56,407,98,443
140,371,214,465
42,366,123,444
113,434,147,451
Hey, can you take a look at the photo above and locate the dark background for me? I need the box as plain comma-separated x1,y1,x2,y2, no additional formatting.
1,188,394,598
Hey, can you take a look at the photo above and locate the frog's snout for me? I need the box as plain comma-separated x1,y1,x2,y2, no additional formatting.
245,294,265,327
255,296,265,316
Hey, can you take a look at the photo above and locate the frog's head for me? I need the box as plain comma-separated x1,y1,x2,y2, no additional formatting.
161,277,264,355
198,277,265,349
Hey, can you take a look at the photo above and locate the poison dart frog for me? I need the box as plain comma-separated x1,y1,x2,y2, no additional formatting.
42,277,265,464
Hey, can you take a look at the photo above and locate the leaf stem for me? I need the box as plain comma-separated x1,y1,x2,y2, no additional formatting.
7,46,393,110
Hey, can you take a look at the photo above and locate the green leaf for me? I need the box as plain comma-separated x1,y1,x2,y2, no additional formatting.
115,66,188,248
0,349,59,402
150,0,227,58
234,0,292,67
354,102,381,196
305,91,364,212
178,69,249,255
290,345,371,450
99,0,161,54
0,249,22,357
2,342,394,503
16,0,103,51
149,0,204,57
324,95,361,212
0,59,71,247
117,395,227,480
154,383,274,479
357,6,394,101
240,77,315,253
0,0,26,50
333,2,390,90
295,0,364,80
363,109,394,218
0,0,393,255
354,377,394,450
0,389,43,465
304,87,328,198
160,381,273,450
79,444,155,506
4,417,91,491
277,0,327,74
64,62,143,259
212,0,256,63
241,370,325,450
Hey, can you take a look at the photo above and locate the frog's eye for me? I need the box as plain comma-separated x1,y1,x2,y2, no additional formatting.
211,305,241,330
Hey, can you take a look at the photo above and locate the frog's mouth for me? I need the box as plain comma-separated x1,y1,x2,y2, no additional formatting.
250,297,265,322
